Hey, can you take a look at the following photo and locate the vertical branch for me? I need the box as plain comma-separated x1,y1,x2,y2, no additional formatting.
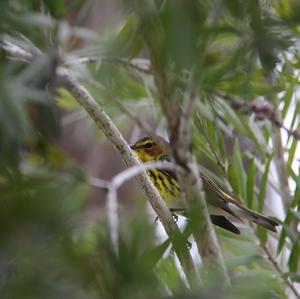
89,176,119,251
263,68,296,296
264,63,291,209
265,74,292,212
178,77,230,285
136,2,180,142
176,71,229,283
189,161,230,285
272,129,292,212
136,2,230,286
106,187,119,251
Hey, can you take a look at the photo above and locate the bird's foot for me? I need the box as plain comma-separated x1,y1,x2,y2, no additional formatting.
187,241,192,250
154,213,178,223
172,213,179,222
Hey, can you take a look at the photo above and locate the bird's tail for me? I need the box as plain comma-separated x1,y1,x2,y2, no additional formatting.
235,205,279,232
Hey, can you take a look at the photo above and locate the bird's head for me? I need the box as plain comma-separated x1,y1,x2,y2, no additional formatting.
130,136,166,162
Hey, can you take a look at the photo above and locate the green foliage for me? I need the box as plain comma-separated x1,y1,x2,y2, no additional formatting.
55,88,80,109
1,0,300,298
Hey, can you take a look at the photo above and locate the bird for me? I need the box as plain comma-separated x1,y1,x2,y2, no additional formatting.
130,136,278,234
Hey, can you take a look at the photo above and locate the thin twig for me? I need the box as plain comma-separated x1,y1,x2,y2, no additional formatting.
66,55,152,74
272,128,292,212
250,225,300,299
89,176,119,250
217,92,295,211
90,161,183,252
226,96,300,142
109,161,181,191
1,40,33,62
89,177,110,189
260,243,300,299
264,73,293,216
116,57,152,74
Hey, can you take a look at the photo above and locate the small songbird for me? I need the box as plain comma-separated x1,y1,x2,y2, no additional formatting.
130,136,278,234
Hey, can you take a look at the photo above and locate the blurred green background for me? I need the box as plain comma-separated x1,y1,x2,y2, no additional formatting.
1,1,300,298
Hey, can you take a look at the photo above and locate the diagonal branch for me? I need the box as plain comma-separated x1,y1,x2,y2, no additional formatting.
57,68,199,284
1,39,199,286
250,225,300,299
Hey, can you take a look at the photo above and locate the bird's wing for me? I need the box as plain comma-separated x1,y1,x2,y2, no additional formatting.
199,172,241,205
157,154,242,221
210,215,240,234
199,172,243,221
157,156,278,231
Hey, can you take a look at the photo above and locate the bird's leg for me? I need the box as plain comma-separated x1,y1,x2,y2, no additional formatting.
169,209,178,222
155,212,192,250
154,209,181,224
172,213,179,222
169,209,192,248
154,213,178,223
170,208,186,222
187,241,192,250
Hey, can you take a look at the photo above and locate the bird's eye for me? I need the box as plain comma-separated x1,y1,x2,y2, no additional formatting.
144,142,153,149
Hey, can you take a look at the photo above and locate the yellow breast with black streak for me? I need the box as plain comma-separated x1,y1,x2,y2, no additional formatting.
146,168,181,205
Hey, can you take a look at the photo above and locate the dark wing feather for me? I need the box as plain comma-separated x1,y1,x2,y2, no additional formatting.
210,215,240,235
170,208,241,235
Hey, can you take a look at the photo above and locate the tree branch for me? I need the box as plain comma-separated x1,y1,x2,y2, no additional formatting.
264,73,293,215
250,225,300,299
91,161,184,252
260,243,300,299
58,68,199,284
1,39,199,286
230,97,300,142
135,3,230,286
217,92,296,212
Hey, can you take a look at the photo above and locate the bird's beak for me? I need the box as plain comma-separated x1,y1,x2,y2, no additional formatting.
130,144,136,150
